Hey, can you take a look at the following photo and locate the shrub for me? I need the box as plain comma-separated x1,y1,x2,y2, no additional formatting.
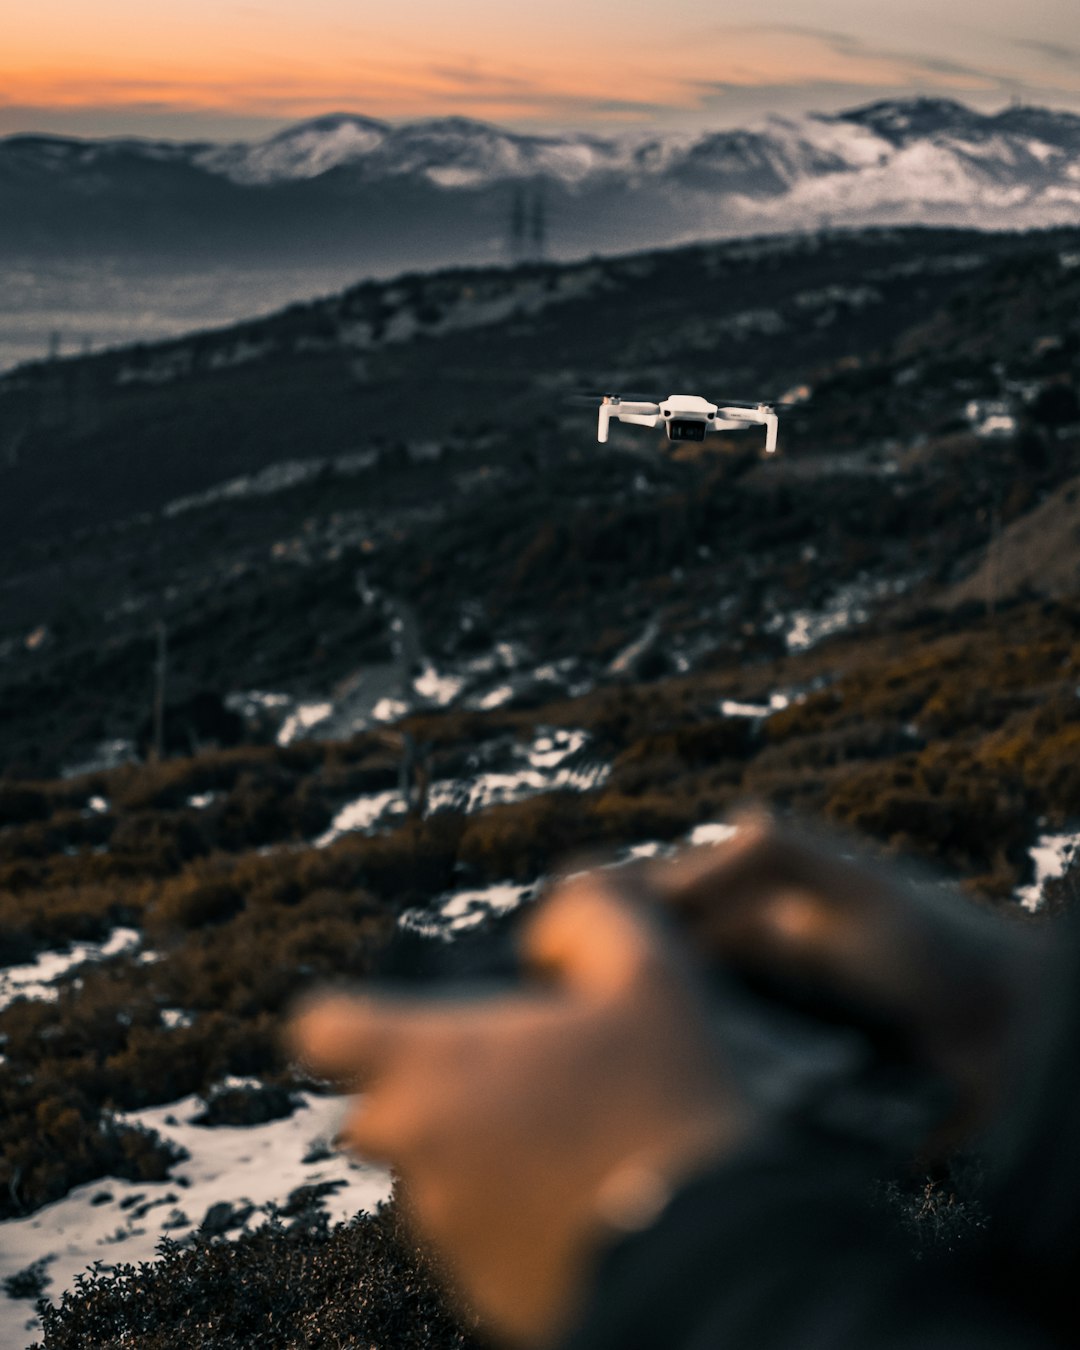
0,782,50,824
0,1077,184,1220
35,1198,480,1349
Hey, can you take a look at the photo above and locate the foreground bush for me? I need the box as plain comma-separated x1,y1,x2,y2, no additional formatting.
35,1199,480,1350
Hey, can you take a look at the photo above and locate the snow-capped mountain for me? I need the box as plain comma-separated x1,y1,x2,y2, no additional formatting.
192,113,666,188
1,98,1078,276
176,99,1080,200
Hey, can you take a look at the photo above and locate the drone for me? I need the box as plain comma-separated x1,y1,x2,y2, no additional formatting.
588,393,781,454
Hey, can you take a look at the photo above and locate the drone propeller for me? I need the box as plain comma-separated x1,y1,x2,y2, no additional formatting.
570,391,808,409
711,395,811,408
567,391,662,406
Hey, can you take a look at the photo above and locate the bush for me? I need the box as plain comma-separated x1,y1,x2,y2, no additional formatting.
0,782,50,824
0,1077,184,1220
35,1198,480,1349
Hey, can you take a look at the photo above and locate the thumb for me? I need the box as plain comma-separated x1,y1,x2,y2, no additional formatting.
287,991,428,1087
523,871,699,1003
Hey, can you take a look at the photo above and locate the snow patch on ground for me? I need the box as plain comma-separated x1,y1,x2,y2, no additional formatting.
0,1092,391,1347
0,809,752,1338
276,702,334,746
400,882,536,938
315,790,402,846
1015,831,1080,911
0,929,143,1014
720,692,792,718
779,575,913,651
316,729,607,847
412,661,467,706
686,822,739,847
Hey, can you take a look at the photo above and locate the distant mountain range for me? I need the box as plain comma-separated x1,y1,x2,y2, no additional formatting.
3,98,1080,272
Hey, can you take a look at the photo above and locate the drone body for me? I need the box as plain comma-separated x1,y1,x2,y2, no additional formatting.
597,393,779,454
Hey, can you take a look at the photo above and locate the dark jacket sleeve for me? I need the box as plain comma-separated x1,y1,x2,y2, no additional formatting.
556,1133,1055,1350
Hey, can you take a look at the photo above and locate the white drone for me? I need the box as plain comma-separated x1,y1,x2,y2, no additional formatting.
595,393,779,454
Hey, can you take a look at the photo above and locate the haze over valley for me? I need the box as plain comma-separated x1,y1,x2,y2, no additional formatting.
4,96,1080,369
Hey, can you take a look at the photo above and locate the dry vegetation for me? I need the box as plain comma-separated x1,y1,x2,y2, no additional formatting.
3,229,1079,1346
3,597,1077,1231
36,1196,481,1350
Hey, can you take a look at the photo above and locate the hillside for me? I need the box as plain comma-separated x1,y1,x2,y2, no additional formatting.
1,225,1079,779
1,225,1080,1345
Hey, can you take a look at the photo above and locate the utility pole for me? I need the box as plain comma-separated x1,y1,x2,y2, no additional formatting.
986,501,1002,620
151,620,168,761
509,187,526,262
529,187,547,261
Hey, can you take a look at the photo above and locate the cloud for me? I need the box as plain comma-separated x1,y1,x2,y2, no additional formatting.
712,23,1002,88
1015,38,1080,65
5,15,1080,142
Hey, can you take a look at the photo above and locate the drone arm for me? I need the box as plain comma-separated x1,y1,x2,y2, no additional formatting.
598,404,612,443
715,405,779,455
597,401,660,443
618,412,663,428
763,410,778,455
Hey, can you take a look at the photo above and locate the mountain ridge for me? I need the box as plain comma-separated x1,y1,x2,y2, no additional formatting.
3,97,1080,272
7,98,1080,189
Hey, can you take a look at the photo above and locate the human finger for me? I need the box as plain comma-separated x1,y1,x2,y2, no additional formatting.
522,870,703,1003
286,990,432,1087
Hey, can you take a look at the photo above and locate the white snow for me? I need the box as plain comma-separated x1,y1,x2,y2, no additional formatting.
974,414,1018,438
528,729,587,768
315,730,607,848
422,731,606,815
412,661,466,707
720,692,791,719
276,702,334,746
1015,832,1080,912
370,697,410,724
0,1092,392,1347
0,929,142,1013
196,116,388,186
142,104,1080,231
779,576,913,652
226,690,290,718
473,685,515,710
315,790,403,846
686,822,739,847
400,882,534,938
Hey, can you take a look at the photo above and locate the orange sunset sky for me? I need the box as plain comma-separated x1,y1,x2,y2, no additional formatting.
4,0,1080,140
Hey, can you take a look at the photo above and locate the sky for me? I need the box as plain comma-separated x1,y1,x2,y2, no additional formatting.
4,0,1080,141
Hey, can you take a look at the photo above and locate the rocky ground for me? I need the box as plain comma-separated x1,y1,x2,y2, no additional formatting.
1,225,1079,1346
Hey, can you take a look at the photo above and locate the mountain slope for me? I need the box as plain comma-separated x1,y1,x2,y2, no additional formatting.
1,224,1078,778
3,99,1080,272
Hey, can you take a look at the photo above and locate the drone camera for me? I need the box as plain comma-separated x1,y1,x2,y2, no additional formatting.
667,417,708,443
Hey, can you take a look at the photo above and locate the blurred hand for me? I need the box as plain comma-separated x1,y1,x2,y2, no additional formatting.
647,811,1041,1141
288,871,748,1347
289,813,1040,1345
